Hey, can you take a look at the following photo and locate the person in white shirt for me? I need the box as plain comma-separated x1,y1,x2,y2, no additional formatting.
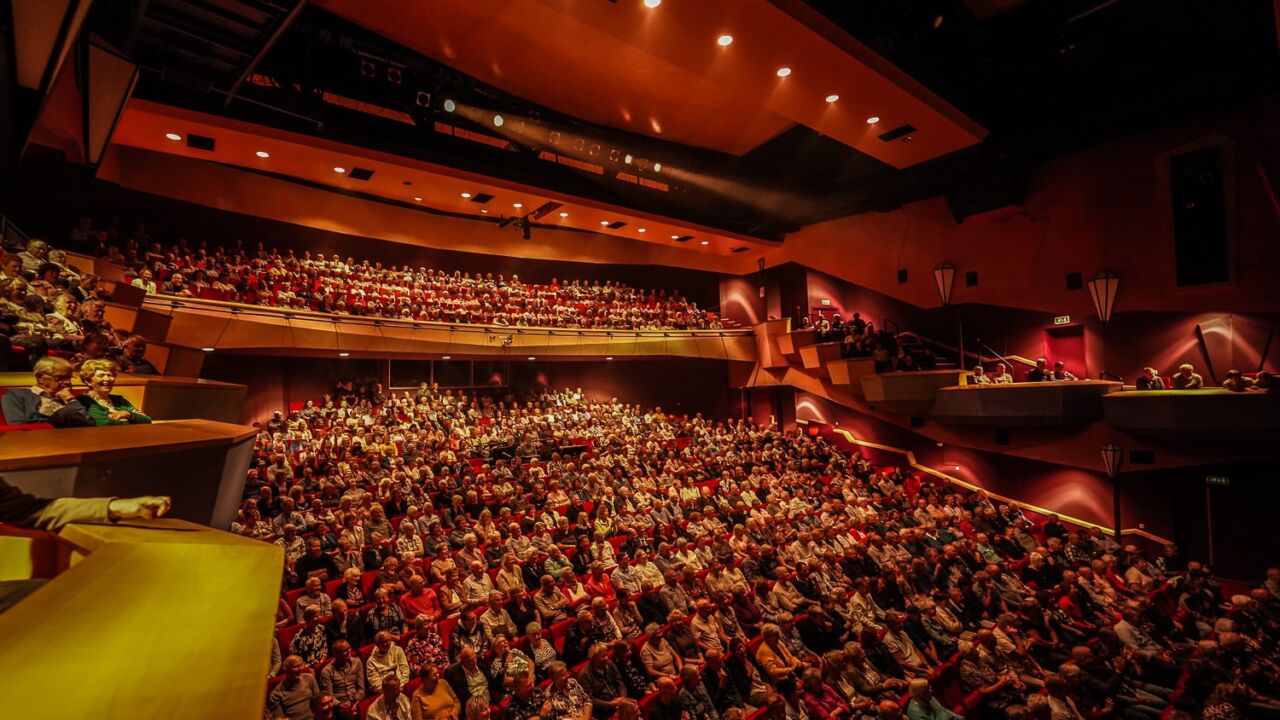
991,363,1014,384
366,631,410,692
366,673,412,720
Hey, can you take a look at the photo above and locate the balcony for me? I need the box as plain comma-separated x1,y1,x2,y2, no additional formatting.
931,380,1122,426
1104,389,1280,437
860,370,970,414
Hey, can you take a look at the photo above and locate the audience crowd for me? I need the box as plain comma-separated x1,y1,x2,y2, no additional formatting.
238,383,1279,720
62,216,721,331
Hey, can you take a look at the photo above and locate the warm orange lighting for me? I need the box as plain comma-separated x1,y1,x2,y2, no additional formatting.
165,133,182,141
700,240,710,246
776,67,792,77
414,196,422,201
255,150,270,158
513,203,523,208
600,221,610,226
825,94,839,103
559,212,569,217
333,166,346,173
638,228,646,233
644,0,661,7
717,35,734,46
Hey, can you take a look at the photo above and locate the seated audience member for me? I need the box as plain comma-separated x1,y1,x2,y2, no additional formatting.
131,269,157,294
1051,362,1077,381
117,335,159,375
412,665,462,720
17,239,50,274
576,642,629,717
1027,358,1051,382
905,678,962,720
1221,369,1254,392
295,577,333,622
1170,363,1203,389
0,477,169,530
1,356,92,427
991,363,1014,384
269,655,322,720
1251,370,1273,391
319,640,365,716
74,359,152,425
444,646,493,707
1135,367,1164,391
366,673,411,720
366,631,411,693
290,605,330,665
545,660,593,720
970,366,992,385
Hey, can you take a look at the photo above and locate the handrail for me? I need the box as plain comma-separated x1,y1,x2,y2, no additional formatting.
142,295,753,338
1100,370,1124,382
0,212,32,248
897,331,1037,368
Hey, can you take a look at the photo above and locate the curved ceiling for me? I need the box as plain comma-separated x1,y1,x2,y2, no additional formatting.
314,0,986,165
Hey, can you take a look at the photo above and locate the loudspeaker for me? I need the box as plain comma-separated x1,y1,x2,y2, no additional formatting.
1170,146,1229,286
1066,272,1082,291
965,271,979,287
897,268,908,284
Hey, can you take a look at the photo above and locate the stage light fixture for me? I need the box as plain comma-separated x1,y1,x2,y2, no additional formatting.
165,133,182,141
624,154,633,164
825,94,839,103
653,163,662,173
493,115,504,127
443,99,457,112
415,91,431,107
256,150,270,158
717,34,733,46
776,67,791,77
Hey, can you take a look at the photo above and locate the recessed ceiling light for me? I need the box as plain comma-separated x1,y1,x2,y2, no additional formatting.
493,115,504,127
481,209,489,214
333,166,346,173
513,203,523,208
461,192,472,198
644,0,661,7
338,352,350,358
606,356,614,360
653,163,662,173
527,356,536,361
255,150,270,158
638,228,646,233
717,34,733,46
559,211,569,217
165,133,182,141
624,154,633,164
414,196,422,202
201,347,215,352
442,355,451,360
600,221,610,226
443,99,457,112
671,234,679,239
776,67,792,77
825,94,840,103
700,240,710,246
866,116,880,125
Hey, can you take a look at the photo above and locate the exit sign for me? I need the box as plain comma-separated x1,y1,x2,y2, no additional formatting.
1053,315,1071,325
1205,475,1230,486
820,299,832,306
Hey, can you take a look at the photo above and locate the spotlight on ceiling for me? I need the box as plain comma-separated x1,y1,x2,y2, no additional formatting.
825,94,840,103
443,99,457,112
606,356,614,360
461,192,472,198
333,166,346,173
165,132,182,141
600,221,610,226
442,355,451,360
527,356,536,361
513,203,523,208
717,34,733,46
338,352,350,358
700,240,710,246
644,0,661,7
559,212,569,217
255,150,270,158
866,116,880,125
201,347,215,352
776,67,792,77
414,196,422,201
493,115,504,127
624,154,633,164
638,228,646,233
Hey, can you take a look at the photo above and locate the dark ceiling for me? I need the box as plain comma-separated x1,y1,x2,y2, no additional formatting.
89,0,1280,240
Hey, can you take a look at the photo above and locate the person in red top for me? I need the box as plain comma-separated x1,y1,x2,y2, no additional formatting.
584,562,618,602
400,574,442,620
801,668,852,720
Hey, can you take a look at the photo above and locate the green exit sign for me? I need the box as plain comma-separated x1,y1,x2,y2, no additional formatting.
1205,475,1230,486
1053,315,1071,325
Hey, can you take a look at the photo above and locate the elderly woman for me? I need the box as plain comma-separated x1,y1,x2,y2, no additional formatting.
74,359,151,426
406,613,449,675
411,665,461,720
543,661,592,720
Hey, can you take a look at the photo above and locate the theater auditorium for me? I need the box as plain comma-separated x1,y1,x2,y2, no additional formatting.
1,1,1279,719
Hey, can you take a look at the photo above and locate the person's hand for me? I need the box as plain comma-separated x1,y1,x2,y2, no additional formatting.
108,409,132,421
108,495,172,521
55,388,76,402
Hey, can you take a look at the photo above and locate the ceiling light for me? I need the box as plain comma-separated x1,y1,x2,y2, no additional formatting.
165,133,182,141
513,203,523,208
442,355,451,360
717,35,733,46
653,163,662,173
338,352,350,358
700,240,710,246
461,192,472,198
201,347,215,352
624,154,633,164
481,209,489,214
825,94,840,103
776,67,792,77
443,99,456,112
493,114,504,127
866,116,880,125
333,166,346,173
414,196,422,202
644,0,661,7
255,150,270,158
559,212,569,217
671,234,679,239
527,356,536,361
638,228,646,233
600,221,610,226
606,356,614,360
